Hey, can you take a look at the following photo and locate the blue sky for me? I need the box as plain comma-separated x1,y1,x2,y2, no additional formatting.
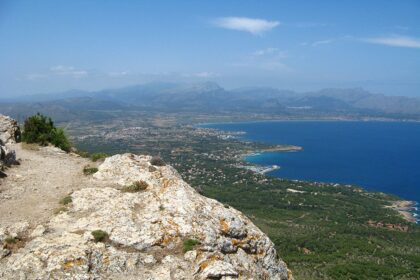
0,0,419,97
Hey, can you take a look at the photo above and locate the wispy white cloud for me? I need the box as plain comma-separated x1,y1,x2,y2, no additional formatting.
212,17,279,35
25,66,103,81
252,48,288,59
108,71,129,77
363,35,420,49
50,65,89,78
182,72,220,78
192,72,219,78
311,39,334,47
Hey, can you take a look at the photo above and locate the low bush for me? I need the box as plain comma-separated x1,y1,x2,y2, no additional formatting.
91,230,108,242
150,156,166,166
74,150,90,158
122,180,148,192
4,237,17,244
148,165,157,172
83,166,98,175
50,128,71,152
90,153,108,162
60,195,72,205
183,239,200,253
22,113,71,152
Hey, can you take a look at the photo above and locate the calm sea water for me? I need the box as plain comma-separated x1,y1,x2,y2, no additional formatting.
204,121,420,216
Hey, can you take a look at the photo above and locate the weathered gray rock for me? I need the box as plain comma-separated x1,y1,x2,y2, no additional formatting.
0,115,20,169
0,145,18,166
5,221,29,238
0,114,21,145
29,225,46,238
0,153,293,279
0,249,10,260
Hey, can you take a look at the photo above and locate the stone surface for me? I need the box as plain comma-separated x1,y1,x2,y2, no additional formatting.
29,225,46,238
0,114,21,145
0,115,20,169
0,145,18,166
5,221,29,238
0,153,292,279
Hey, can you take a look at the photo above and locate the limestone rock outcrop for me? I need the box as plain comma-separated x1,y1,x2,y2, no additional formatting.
0,153,292,279
0,114,21,145
0,115,20,175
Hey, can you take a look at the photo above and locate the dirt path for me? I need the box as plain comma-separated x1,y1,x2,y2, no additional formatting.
0,143,96,228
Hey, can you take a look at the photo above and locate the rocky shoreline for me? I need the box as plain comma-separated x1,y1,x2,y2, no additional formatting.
386,200,418,223
241,145,303,160
236,145,302,175
249,145,303,155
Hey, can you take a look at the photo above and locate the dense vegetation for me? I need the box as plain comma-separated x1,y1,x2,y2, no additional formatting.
22,113,71,152
201,176,419,279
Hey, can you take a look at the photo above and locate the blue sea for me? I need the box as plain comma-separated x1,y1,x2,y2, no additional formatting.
203,121,420,220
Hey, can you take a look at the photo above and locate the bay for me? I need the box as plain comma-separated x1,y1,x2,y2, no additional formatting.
204,121,420,219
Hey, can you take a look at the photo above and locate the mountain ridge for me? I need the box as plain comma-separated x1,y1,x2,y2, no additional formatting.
1,82,420,120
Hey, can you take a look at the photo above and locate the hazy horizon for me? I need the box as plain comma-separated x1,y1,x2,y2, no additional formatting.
2,80,420,101
1,0,419,98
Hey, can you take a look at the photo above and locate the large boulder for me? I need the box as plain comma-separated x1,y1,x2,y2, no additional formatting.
0,114,21,145
0,154,293,279
0,115,20,171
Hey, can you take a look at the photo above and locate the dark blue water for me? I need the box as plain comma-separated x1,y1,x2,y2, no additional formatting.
204,121,420,218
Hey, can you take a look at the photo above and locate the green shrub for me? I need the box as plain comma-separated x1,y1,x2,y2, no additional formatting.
150,156,166,166
90,153,108,162
183,239,200,253
22,113,71,152
122,180,148,192
91,230,108,242
50,128,71,152
60,195,72,205
83,166,98,175
4,237,17,244
74,150,90,158
148,165,157,172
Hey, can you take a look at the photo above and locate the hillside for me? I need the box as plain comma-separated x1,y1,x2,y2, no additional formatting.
0,116,292,279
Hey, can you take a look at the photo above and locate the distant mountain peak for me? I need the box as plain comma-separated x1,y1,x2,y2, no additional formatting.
178,81,224,92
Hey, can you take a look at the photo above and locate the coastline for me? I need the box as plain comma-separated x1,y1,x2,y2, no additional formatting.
236,145,303,175
385,200,418,223
242,144,303,158
196,117,420,128
203,120,419,224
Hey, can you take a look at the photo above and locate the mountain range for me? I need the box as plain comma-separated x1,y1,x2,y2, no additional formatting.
1,82,420,121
